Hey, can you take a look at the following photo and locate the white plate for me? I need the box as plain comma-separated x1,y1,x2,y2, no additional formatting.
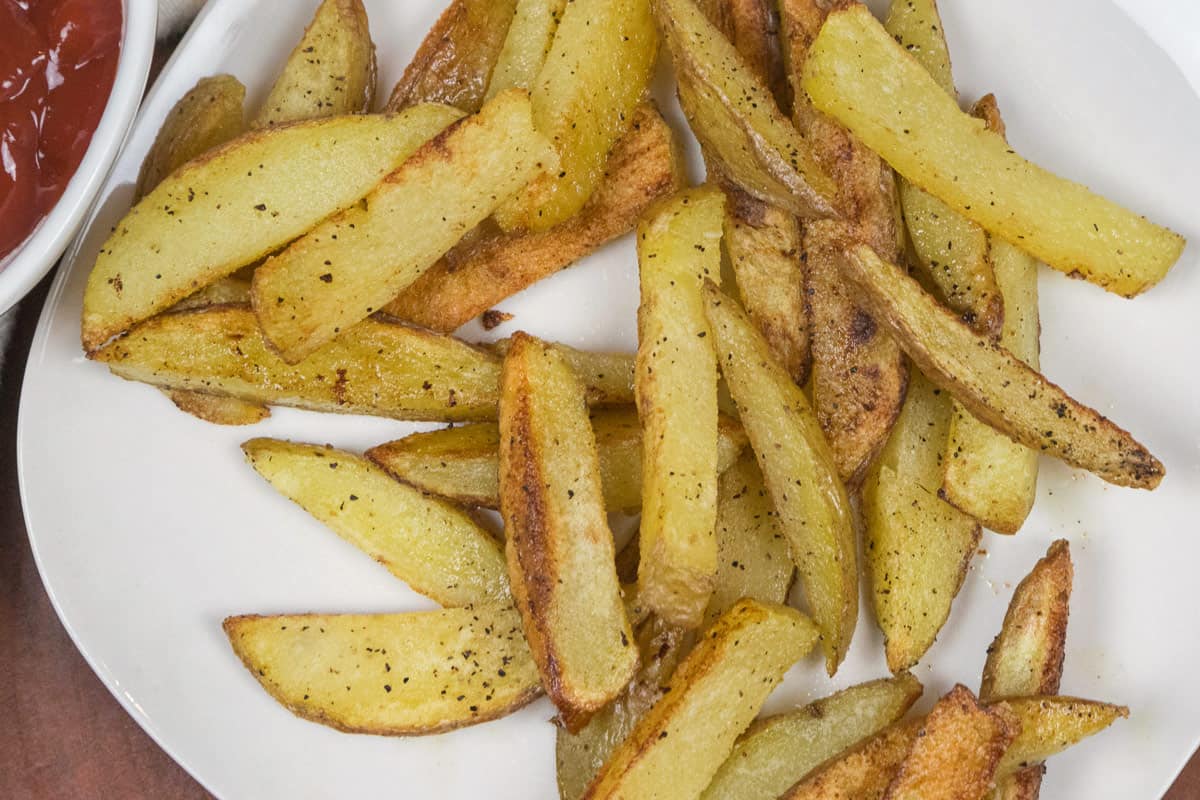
17,0,1200,797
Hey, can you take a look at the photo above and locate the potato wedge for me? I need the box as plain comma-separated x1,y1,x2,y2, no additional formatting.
703,452,793,626
839,244,1163,488
224,606,540,735
777,719,923,800
252,90,556,363
883,0,1002,336
694,0,790,112
802,5,1186,296
386,0,517,113
557,617,689,800
366,409,748,513
997,696,1129,778
863,368,981,673
383,103,681,332
82,106,463,351
135,75,245,198
494,0,658,232
583,599,819,799
778,0,907,487
243,439,508,607
704,282,857,672
703,674,923,800
498,333,637,730
635,187,725,629
658,0,836,218
941,99,1041,534
485,0,566,100
492,339,636,408
251,0,376,128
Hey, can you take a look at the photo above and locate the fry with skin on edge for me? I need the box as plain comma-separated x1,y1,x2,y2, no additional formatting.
485,0,567,100
703,281,857,673
498,333,637,732
838,243,1163,489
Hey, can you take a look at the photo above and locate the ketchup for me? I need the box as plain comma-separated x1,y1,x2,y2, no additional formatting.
0,0,122,262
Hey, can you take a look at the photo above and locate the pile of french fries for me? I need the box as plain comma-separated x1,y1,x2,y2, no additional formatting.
83,0,1184,796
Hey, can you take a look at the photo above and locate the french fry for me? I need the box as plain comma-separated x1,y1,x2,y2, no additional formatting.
384,103,681,333
251,90,556,363
704,282,857,672
997,696,1129,779
839,244,1163,489
582,600,819,799
635,187,725,629
243,439,509,607
883,0,1002,336
779,0,907,487
485,0,567,99
693,0,790,112
863,368,981,672
82,106,463,351
386,0,517,113
702,675,923,800
491,339,636,407
657,0,837,218
495,0,658,232
251,0,376,128
802,5,1186,296
941,97,1041,534
366,409,748,513
498,333,637,731
224,607,540,735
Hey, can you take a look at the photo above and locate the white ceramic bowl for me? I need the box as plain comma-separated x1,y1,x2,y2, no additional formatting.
0,0,157,316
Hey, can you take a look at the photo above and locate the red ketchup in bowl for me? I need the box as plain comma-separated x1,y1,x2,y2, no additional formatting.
0,0,122,262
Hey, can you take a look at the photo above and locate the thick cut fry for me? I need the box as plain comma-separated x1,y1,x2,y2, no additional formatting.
498,334,637,731
243,439,508,607
557,618,688,800
658,0,836,218
839,244,1163,488
224,607,540,735
703,453,794,626
884,0,1002,336
582,600,819,800
942,99,1041,534
491,339,636,407
495,0,658,232
386,0,517,113
703,675,922,800
366,409,747,513
168,390,269,425
780,718,922,800
252,91,556,363
997,696,1128,778
802,5,1186,296
135,75,245,198
635,188,725,629
251,0,376,128
485,0,566,99
863,368,981,673
383,103,681,332
82,107,463,351
694,0,790,112
778,0,907,487
883,685,1017,800
704,283,857,672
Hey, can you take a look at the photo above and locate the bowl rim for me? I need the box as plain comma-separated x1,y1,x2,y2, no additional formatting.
0,0,158,317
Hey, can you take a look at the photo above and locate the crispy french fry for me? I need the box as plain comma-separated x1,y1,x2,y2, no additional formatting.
251,0,376,128
635,187,725,629
386,0,517,113
383,103,681,333
802,5,1186,296
243,439,508,607
224,607,540,735
941,97,1041,534
863,368,981,673
657,0,836,219
702,675,923,800
82,106,463,351
495,0,658,232
839,244,1163,489
704,282,857,673
252,90,556,363
498,333,637,731
485,0,567,99
366,409,747,513
583,600,819,800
